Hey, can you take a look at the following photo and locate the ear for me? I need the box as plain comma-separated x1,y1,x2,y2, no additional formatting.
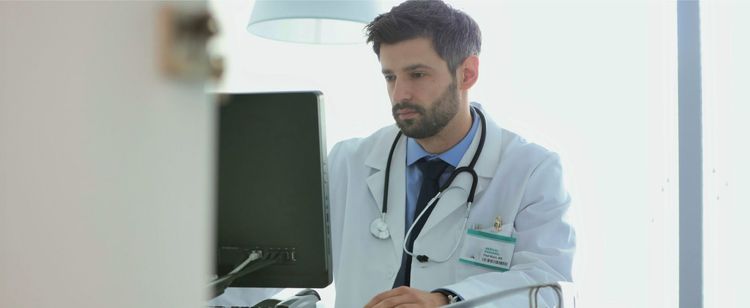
457,55,479,91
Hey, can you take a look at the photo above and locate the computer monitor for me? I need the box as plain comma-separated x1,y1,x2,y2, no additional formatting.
214,91,332,290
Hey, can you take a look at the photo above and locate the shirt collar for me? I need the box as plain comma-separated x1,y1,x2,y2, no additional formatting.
406,107,480,167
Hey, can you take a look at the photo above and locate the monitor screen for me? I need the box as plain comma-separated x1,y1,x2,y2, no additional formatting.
214,91,332,289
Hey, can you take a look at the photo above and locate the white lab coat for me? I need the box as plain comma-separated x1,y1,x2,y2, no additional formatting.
327,106,575,307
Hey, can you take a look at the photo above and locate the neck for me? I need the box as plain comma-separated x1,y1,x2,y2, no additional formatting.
416,103,472,154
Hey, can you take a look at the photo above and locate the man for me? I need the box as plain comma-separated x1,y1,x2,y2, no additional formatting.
327,1,575,307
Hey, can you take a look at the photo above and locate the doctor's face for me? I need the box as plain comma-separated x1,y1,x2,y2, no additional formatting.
379,38,460,139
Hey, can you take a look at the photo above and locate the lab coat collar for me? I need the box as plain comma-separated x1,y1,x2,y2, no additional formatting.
365,126,407,256
471,102,503,179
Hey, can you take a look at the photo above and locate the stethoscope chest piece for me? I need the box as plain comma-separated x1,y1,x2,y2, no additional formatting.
370,216,390,239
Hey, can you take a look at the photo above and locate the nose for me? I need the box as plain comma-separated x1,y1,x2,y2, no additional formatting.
390,79,412,103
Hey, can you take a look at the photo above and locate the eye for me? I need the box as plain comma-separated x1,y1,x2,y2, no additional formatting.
384,74,396,82
411,72,426,79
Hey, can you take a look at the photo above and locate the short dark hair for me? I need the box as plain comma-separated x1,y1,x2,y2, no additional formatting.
365,0,482,73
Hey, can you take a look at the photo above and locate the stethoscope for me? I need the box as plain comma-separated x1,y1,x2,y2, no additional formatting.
370,106,487,263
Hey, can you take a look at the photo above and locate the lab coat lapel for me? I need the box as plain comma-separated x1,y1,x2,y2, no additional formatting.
365,129,407,257
420,110,503,235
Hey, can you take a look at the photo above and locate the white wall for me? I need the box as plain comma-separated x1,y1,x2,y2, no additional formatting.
0,2,213,307
702,1,750,307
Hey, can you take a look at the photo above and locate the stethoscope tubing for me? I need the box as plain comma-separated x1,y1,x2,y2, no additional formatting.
375,106,488,263
381,106,486,214
402,192,473,263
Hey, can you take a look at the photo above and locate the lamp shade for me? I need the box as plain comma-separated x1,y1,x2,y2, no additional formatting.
247,0,381,44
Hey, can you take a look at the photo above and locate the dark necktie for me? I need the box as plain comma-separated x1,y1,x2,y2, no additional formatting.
393,158,450,287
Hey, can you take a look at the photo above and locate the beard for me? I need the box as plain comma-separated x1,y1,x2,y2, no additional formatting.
391,80,459,139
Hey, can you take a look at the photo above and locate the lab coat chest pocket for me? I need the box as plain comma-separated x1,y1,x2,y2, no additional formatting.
466,195,517,237
455,198,517,279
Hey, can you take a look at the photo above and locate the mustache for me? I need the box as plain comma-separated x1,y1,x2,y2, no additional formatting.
392,102,426,116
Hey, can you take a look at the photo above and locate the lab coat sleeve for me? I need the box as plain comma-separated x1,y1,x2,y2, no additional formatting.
326,139,360,284
442,152,575,307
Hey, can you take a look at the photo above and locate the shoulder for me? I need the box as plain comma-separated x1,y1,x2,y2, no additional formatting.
328,125,400,168
479,111,559,171
501,128,556,161
495,128,566,197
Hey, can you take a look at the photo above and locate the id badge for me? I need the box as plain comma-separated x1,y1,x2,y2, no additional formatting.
458,229,516,271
